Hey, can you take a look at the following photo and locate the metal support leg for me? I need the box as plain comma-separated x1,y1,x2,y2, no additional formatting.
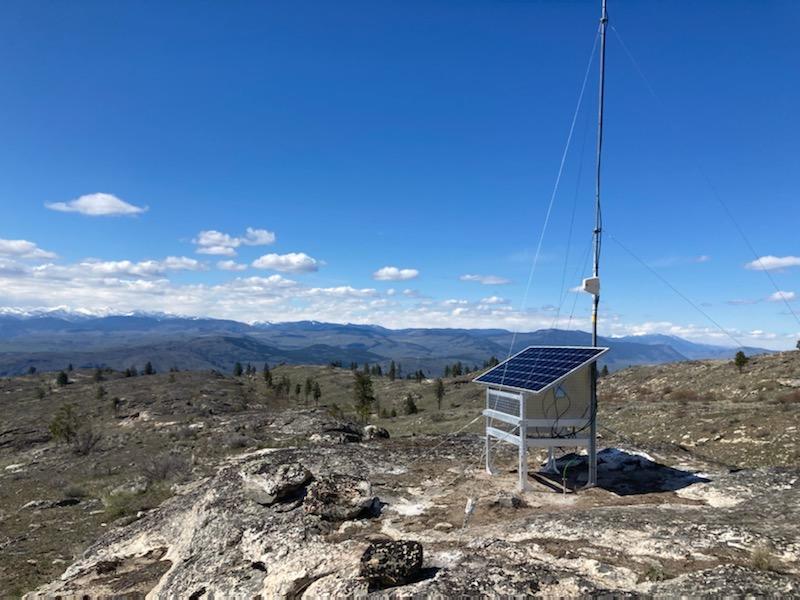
485,417,496,475
518,421,529,492
588,364,598,487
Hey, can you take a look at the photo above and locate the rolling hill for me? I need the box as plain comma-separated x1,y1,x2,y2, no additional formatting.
0,311,771,376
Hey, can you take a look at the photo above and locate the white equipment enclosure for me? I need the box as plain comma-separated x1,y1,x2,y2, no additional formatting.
473,345,610,491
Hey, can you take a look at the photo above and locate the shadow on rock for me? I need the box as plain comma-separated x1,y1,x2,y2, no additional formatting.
540,448,711,496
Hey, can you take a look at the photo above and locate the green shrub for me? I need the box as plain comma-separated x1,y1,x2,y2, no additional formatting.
63,485,88,499
401,393,418,415
103,485,172,521
50,404,79,444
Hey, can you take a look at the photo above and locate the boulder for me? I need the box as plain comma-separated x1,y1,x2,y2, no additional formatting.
490,493,526,510
363,425,390,440
359,540,423,588
242,462,312,506
310,424,363,444
304,474,379,520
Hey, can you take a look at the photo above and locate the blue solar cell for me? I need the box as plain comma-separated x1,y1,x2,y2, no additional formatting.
474,346,608,393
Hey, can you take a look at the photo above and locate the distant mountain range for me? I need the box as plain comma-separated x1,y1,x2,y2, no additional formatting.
0,311,772,376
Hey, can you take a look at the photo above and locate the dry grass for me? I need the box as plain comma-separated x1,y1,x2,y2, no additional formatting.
750,545,781,573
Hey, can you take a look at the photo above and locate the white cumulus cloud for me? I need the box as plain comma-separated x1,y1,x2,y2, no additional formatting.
78,256,204,277
193,227,276,256
372,266,419,281
217,260,247,271
745,255,800,271
46,193,147,216
252,252,320,273
768,290,796,302
0,238,57,260
459,274,511,285
241,227,276,246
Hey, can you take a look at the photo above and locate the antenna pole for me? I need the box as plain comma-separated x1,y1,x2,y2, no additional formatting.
588,0,607,488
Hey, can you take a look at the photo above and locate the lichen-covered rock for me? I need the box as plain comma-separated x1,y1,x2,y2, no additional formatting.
241,462,311,505
360,540,423,588
309,424,363,444
490,492,526,510
303,474,379,520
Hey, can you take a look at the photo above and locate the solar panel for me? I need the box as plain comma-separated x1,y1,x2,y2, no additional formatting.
473,346,609,393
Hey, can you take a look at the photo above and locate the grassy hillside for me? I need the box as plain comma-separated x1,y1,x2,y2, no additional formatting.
599,350,800,467
1,351,798,594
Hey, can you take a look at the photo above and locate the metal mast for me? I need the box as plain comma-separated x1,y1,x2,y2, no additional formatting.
588,0,607,487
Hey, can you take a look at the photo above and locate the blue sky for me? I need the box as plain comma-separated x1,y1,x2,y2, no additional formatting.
0,0,798,349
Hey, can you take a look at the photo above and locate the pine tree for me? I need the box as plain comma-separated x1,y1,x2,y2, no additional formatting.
233,362,243,377
56,371,69,387
143,361,155,375
304,377,313,404
388,360,396,381
444,365,451,378
294,383,302,400
600,365,610,377
313,381,322,405
49,404,79,444
67,363,73,372
93,368,104,382
434,378,445,410
263,362,272,387
353,372,375,424
734,351,749,373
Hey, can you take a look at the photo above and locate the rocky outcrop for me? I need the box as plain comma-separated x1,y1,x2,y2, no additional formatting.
25,432,800,599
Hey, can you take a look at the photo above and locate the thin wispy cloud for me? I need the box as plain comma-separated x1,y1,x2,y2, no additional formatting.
459,274,511,285
480,296,508,305
304,286,378,298
252,252,320,273
372,266,419,281
649,255,712,268
726,298,760,306
46,193,147,216
744,255,800,271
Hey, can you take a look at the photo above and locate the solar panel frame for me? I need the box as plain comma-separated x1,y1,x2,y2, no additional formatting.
472,345,610,394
